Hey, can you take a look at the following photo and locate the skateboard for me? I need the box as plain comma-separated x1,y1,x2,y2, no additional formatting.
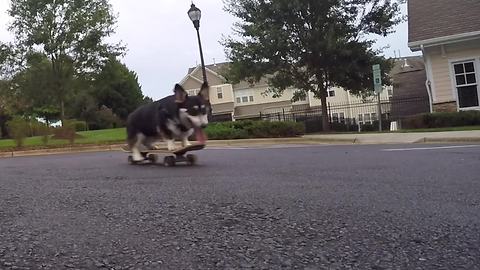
122,144,205,166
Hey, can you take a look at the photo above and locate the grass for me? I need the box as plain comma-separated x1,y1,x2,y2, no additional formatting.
1,125,479,151
0,128,127,151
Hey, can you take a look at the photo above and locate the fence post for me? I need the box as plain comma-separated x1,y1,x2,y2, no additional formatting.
328,102,332,123
377,94,382,132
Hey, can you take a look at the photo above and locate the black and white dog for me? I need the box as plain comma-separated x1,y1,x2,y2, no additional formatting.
126,82,210,161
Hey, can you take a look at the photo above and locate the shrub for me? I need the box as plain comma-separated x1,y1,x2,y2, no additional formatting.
205,123,249,140
205,120,304,140
88,106,123,130
6,116,29,148
70,120,87,131
401,111,480,129
52,120,83,144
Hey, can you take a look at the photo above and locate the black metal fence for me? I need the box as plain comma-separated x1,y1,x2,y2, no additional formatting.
260,96,430,133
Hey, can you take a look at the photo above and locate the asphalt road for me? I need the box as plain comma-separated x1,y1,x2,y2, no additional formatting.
1,144,479,269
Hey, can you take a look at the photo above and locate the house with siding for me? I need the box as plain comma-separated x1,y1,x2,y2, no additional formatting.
179,62,392,123
408,0,480,112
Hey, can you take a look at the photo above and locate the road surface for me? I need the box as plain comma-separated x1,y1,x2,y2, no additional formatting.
0,144,479,269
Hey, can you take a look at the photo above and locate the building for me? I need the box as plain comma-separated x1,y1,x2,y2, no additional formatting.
390,56,430,119
408,0,480,112
179,62,392,124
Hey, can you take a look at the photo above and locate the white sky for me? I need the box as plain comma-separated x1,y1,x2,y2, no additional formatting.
0,0,419,100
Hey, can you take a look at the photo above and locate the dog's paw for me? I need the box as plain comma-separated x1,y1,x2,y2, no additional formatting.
167,140,176,151
182,140,192,148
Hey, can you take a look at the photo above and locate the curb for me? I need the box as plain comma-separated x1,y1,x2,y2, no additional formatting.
0,138,353,158
1,136,478,158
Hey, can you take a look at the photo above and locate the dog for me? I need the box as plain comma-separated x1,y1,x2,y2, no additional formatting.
126,82,210,161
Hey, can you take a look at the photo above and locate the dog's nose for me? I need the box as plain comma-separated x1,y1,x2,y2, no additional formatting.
200,124,207,129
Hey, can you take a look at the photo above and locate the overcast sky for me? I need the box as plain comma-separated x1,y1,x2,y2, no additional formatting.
0,0,419,100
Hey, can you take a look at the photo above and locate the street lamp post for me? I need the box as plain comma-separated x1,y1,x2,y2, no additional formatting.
188,3,208,84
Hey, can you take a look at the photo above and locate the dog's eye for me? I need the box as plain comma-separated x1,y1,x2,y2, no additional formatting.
188,108,199,116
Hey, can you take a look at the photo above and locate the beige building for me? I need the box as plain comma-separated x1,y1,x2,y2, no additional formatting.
408,0,480,112
180,62,392,123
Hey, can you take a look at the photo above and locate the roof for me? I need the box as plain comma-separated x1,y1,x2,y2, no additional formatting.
408,0,480,45
187,62,230,77
390,56,425,75
186,62,269,89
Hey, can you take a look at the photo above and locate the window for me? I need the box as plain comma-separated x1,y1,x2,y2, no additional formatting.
339,112,345,124
453,61,479,108
332,113,339,123
217,87,223,99
249,96,254,102
236,97,241,103
364,113,371,123
188,89,198,96
358,114,363,124
242,96,248,103
328,89,335,97
371,113,377,121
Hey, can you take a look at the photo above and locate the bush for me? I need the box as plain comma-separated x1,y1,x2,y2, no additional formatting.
52,120,83,144
205,123,249,140
70,120,87,131
401,111,480,129
6,116,29,148
88,106,123,130
205,120,305,140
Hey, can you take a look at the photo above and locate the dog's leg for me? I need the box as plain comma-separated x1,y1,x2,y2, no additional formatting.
181,129,194,147
131,133,146,161
166,139,176,151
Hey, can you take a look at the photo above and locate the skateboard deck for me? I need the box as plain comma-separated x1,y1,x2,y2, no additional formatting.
122,144,205,166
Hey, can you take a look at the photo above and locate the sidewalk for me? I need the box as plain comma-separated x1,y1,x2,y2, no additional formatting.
0,130,479,158
304,130,480,144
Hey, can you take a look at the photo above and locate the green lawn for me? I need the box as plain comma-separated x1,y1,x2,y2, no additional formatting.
0,128,126,150
1,125,479,151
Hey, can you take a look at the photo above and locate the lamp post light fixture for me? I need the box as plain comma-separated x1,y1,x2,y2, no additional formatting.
188,3,208,84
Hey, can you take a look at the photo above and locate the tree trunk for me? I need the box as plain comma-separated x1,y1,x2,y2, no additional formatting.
60,99,65,126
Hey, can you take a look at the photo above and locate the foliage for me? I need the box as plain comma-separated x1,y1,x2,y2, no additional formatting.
93,57,146,121
52,120,83,144
8,0,124,122
6,116,29,147
88,106,123,130
205,123,249,140
205,120,305,139
8,53,62,122
402,111,480,129
222,0,402,131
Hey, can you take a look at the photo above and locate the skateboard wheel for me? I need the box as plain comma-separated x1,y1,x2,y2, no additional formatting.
127,155,139,165
186,154,197,165
147,154,158,163
164,156,175,167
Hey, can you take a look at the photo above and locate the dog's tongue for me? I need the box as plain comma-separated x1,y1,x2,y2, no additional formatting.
195,127,207,144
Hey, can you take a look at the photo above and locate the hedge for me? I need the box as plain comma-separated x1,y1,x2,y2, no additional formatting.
402,111,480,129
204,120,305,140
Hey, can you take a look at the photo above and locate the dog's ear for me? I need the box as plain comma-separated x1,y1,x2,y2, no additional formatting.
198,82,210,101
174,84,187,103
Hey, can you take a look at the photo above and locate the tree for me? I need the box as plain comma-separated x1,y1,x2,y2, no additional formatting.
7,0,124,124
93,57,146,121
9,52,61,124
223,0,401,131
